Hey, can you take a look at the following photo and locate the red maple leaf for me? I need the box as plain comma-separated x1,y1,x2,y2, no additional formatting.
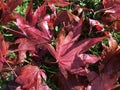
102,0,120,8
87,19,108,36
88,33,120,90
101,0,120,25
0,32,8,71
0,0,22,24
25,0,47,26
53,71,89,90
13,2,54,62
15,2,52,43
46,19,105,76
15,65,51,90
54,10,80,26
14,14,52,62
15,38,35,63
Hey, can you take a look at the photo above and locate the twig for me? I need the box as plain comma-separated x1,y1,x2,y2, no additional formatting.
3,59,18,77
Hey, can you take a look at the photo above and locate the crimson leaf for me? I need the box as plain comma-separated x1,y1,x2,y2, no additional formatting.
15,65,51,90
0,0,22,24
46,19,105,76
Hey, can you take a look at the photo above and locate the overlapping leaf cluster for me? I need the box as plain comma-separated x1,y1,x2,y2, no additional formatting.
0,0,120,90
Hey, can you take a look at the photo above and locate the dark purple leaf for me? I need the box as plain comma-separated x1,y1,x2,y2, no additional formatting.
88,34,120,90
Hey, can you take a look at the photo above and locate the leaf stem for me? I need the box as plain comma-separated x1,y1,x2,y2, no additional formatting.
3,59,18,77
41,60,58,65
